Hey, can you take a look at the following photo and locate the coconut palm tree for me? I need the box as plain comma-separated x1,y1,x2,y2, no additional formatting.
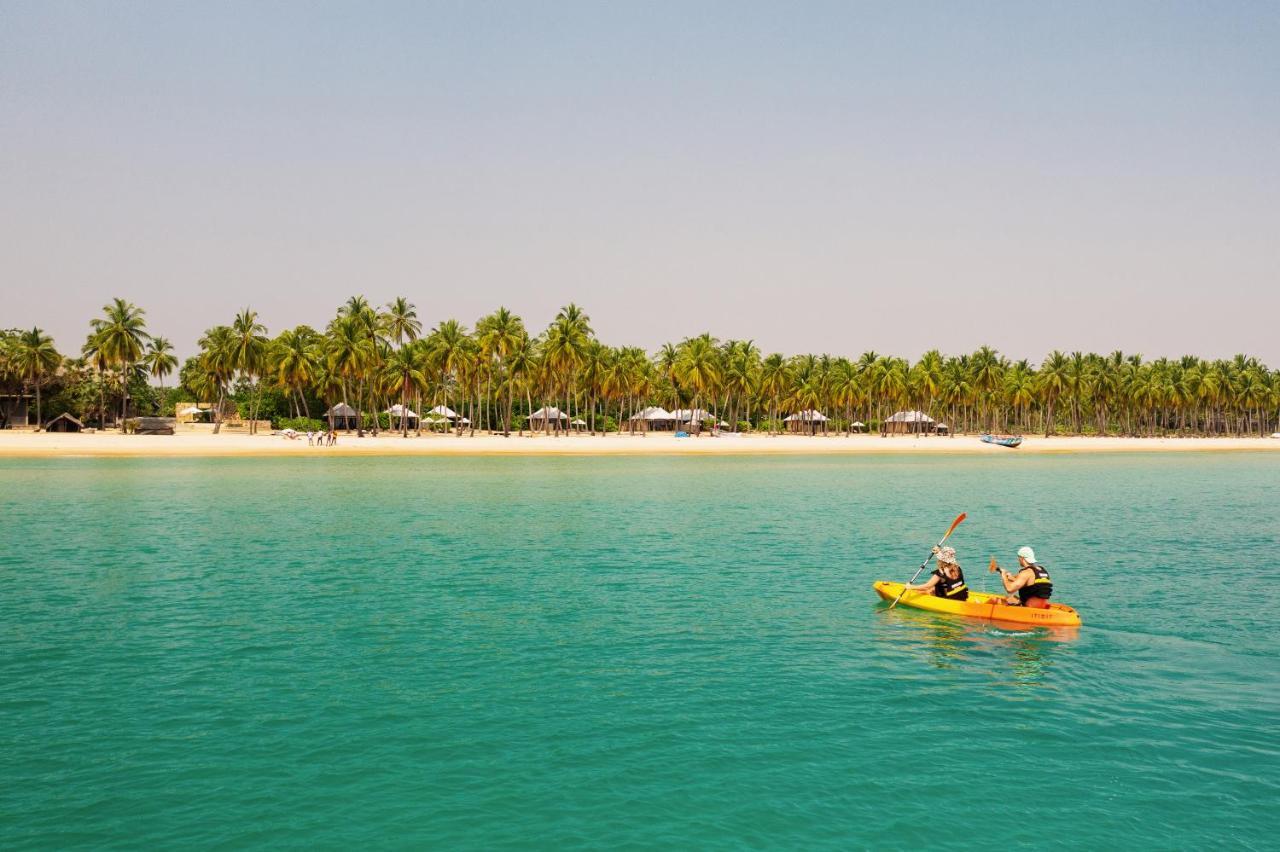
144,337,178,402
502,333,539,436
197,325,236,433
326,315,374,434
12,328,61,430
476,307,526,436
89,298,149,429
270,326,322,418
229,309,269,433
758,353,789,434
423,319,471,435
674,334,722,434
80,331,113,428
383,297,422,347
383,343,428,437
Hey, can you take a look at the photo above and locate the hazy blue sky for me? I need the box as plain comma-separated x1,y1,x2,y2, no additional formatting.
3,1,1277,362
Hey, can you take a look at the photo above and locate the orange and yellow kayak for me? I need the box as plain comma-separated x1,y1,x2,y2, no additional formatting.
873,581,1083,627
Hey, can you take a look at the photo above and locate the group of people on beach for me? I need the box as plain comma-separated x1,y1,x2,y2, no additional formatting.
305,431,338,447
904,545,1053,607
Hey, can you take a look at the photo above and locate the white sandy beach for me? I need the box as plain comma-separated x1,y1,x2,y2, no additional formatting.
1,430,1277,458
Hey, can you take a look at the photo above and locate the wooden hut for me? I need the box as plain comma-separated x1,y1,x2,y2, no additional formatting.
44,412,84,433
784,410,829,435
882,410,937,435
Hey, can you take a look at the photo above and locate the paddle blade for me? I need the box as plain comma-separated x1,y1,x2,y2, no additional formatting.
941,512,966,542
988,556,999,574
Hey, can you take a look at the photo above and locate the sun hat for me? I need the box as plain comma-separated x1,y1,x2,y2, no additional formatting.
1017,546,1036,562
936,546,958,565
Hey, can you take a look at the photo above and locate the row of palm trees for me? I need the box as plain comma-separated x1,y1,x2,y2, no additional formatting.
183,298,1280,438
5,297,1279,436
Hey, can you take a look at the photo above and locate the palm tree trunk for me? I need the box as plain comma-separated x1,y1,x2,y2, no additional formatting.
120,360,130,430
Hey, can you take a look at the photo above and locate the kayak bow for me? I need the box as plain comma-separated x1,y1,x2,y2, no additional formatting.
873,581,1082,627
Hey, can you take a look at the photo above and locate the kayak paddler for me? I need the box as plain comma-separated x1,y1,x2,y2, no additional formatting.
990,546,1053,608
903,545,969,601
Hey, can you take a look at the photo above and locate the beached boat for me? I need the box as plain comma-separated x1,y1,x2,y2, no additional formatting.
873,581,1082,627
981,434,1023,448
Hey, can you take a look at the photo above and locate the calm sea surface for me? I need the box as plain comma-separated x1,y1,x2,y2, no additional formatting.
2,453,1278,849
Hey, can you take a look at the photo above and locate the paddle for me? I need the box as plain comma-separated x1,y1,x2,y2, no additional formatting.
887,512,966,610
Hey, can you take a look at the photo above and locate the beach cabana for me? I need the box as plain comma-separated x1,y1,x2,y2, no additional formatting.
672,408,717,425
784,410,829,435
528,406,569,432
882,410,937,435
936,423,950,435
628,406,678,432
44,412,84,433
672,408,726,432
571,418,588,432
325,402,359,431
384,404,419,428
427,405,470,424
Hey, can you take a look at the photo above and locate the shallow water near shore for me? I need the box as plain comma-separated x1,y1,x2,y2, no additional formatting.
2,453,1278,848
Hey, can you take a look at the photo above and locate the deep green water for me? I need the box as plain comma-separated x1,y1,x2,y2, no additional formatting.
2,453,1278,849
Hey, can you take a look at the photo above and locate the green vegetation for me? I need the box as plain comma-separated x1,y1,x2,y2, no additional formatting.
2,300,1279,436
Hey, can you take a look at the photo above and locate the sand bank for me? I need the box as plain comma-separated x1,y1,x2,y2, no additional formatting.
1,430,1277,458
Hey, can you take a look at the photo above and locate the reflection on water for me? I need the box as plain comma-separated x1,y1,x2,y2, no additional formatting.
874,601,1078,686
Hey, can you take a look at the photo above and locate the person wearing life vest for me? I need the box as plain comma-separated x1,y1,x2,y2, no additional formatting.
903,545,969,601
991,546,1053,608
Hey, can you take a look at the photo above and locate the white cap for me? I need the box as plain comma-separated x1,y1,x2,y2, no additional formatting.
1017,546,1036,562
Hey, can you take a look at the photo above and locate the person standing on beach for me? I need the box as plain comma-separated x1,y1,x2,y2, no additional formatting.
990,546,1053,608
904,546,969,600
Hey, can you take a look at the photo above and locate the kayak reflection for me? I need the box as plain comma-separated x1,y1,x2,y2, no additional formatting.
877,602,1079,680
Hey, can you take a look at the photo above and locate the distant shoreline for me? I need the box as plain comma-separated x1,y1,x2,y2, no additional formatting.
1,431,1277,459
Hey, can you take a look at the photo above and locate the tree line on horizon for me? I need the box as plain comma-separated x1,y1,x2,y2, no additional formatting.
2,297,1278,438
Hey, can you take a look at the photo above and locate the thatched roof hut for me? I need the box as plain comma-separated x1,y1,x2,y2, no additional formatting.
428,405,470,422
627,406,678,431
784,409,829,434
44,412,84,432
384,404,419,425
529,406,570,431
882,410,937,435
325,402,359,430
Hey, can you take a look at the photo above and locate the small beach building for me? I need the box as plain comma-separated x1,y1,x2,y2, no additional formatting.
43,412,84,432
528,406,569,432
427,405,470,425
325,402,359,431
384,404,419,428
882,410,937,435
785,410,829,435
628,406,678,432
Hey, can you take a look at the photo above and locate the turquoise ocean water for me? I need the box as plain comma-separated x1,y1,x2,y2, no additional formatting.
2,453,1278,849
